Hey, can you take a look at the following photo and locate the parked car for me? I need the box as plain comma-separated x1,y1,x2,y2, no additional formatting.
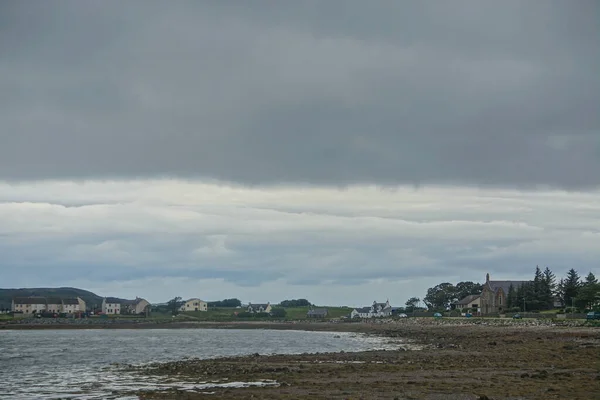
586,311,600,320
512,313,522,319
433,312,443,318
397,313,408,318
465,313,473,318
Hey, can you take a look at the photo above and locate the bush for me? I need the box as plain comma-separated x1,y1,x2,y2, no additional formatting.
270,308,287,318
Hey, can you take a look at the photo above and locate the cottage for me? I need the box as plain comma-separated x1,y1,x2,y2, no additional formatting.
62,297,86,314
350,300,393,319
307,308,328,318
102,297,122,315
455,294,481,312
122,297,151,315
350,307,373,318
373,300,393,317
480,273,528,315
180,298,208,312
247,302,272,314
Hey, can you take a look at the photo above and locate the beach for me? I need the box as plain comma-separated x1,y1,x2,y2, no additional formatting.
122,320,600,400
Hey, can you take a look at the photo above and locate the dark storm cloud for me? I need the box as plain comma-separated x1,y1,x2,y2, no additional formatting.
0,1,598,188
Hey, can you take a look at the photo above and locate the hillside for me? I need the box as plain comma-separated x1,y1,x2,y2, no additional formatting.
0,287,123,310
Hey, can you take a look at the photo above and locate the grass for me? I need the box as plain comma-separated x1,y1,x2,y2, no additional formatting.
282,306,352,320
177,306,353,321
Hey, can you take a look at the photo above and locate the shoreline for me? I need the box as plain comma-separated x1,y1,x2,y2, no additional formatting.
128,322,600,400
3,319,599,399
0,316,594,331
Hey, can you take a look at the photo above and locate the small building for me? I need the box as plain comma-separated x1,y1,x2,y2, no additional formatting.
373,300,393,317
351,307,373,318
247,302,272,314
180,298,208,312
122,297,151,315
350,300,393,319
307,308,328,318
62,297,86,314
102,297,121,315
455,294,481,312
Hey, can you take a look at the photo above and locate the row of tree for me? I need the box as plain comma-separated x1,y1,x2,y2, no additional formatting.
414,267,599,313
507,267,599,312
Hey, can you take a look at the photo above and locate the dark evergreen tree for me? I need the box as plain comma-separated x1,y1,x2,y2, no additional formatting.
507,284,516,309
560,269,581,308
530,266,544,311
575,272,600,310
541,267,557,309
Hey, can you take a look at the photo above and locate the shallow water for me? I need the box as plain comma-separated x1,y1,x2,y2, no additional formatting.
0,328,398,399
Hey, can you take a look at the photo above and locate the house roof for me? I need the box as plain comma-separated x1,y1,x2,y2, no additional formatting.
488,280,529,295
63,298,80,305
46,297,63,305
184,298,204,303
249,303,269,309
456,294,480,305
104,297,122,304
307,308,328,316
13,297,47,305
354,307,372,313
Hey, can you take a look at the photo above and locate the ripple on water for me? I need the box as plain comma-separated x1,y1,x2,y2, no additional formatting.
0,328,405,399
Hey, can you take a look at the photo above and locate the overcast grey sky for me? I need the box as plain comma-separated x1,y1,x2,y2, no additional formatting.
0,1,598,304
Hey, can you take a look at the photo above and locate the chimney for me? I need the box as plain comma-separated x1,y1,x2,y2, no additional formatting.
486,273,490,283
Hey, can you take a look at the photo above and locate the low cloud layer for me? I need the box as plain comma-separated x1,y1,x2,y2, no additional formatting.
1,180,598,304
1,1,599,188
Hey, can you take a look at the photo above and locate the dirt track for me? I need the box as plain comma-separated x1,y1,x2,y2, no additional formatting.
131,321,600,400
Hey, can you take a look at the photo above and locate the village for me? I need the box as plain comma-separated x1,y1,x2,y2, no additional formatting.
6,270,597,321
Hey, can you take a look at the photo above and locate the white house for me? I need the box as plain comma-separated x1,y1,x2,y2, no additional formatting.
351,300,393,319
247,302,272,313
180,298,208,312
102,297,121,314
62,297,86,314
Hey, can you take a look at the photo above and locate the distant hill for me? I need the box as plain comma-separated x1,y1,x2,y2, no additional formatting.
0,287,127,310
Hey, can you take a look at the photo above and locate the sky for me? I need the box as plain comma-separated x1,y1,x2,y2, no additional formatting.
0,1,599,306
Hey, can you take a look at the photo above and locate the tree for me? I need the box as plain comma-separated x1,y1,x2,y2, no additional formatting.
405,297,420,312
167,297,185,315
560,269,581,308
541,267,557,309
575,272,600,310
270,308,287,318
423,283,456,309
507,284,516,309
279,299,311,307
208,298,242,308
455,281,483,301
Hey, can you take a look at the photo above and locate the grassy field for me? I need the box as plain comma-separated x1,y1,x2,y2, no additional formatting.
178,306,353,321
281,306,352,319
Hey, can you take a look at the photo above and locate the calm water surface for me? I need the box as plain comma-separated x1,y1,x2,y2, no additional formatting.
0,328,399,399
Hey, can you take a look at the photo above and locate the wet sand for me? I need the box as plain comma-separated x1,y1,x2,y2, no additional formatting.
130,320,600,400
